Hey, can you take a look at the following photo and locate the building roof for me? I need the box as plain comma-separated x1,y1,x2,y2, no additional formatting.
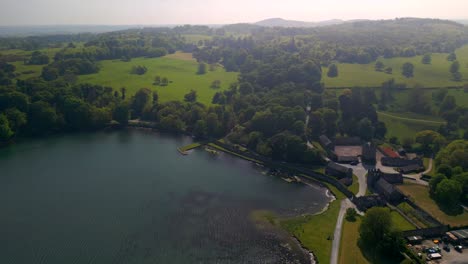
376,178,396,194
382,147,399,158
362,142,376,159
337,156,359,162
400,164,424,173
319,135,332,147
327,161,351,174
451,229,468,239
407,236,423,241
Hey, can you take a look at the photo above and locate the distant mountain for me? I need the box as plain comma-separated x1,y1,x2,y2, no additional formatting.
254,18,345,28
454,20,468,25
0,25,142,37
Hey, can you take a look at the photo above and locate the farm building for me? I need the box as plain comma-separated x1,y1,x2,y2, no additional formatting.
381,147,399,158
368,169,403,186
381,157,423,167
319,135,334,150
375,178,403,203
400,164,425,174
325,162,353,179
450,228,468,245
361,142,376,164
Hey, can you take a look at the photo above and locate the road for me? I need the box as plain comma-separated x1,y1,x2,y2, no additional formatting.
330,199,356,264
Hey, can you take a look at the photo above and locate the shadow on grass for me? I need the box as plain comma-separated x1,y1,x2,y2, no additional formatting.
358,242,404,264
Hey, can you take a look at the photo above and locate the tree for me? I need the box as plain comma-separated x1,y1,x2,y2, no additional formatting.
28,101,59,135
345,208,357,222
5,108,27,131
130,65,147,75
401,62,414,78
375,61,384,72
154,76,161,85
450,61,461,81
120,87,127,100
210,80,221,89
415,130,446,153
41,66,59,81
447,52,457,62
422,53,432,64
357,118,375,141
327,64,338,78
359,207,404,260
440,95,456,113
384,67,393,74
429,174,447,196
193,120,207,138
184,90,197,102
435,179,462,212
437,164,453,178
0,114,14,141
113,103,130,125
161,77,169,86
197,62,207,75
131,88,153,117
450,60,460,73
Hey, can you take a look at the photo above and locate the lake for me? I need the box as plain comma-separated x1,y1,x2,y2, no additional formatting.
0,129,332,264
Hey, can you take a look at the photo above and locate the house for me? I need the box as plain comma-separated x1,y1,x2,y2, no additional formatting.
325,162,353,179
319,135,334,150
375,178,404,203
400,164,425,174
361,142,376,164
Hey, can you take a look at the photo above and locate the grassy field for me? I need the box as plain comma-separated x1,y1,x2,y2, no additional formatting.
78,53,238,105
349,175,360,195
323,45,468,88
390,210,416,231
398,183,468,227
338,217,370,264
281,184,344,263
377,111,443,141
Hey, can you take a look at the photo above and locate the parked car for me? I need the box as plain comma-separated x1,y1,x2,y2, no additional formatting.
350,161,359,166
443,245,450,252
454,245,463,252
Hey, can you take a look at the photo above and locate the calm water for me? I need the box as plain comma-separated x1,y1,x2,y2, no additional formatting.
0,130,331,264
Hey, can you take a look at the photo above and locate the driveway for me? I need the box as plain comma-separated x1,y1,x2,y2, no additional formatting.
330,199,354,264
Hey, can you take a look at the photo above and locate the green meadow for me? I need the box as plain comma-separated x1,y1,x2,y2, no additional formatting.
323,45,468,88
78,53,238,105
377,111,444,141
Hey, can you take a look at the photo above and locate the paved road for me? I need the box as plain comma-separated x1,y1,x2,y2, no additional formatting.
341,163,368,197
330,199,356,264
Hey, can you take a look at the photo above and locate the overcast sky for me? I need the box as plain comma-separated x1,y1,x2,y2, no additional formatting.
1,0,467,25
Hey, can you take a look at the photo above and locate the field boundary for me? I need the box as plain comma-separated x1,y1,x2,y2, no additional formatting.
377,111,447,125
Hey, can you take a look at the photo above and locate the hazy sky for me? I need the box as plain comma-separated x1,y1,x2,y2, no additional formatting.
1,0,468,25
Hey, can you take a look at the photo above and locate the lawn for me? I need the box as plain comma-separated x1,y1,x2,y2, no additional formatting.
338,217,369,264
377,111,442,141
390,211,416,231
349,175,360,195
281,184,344,263
78,53,239,105
397,183,468,227
323,45,468,88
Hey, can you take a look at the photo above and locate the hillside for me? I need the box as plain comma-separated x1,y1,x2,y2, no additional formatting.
254,18,344,28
